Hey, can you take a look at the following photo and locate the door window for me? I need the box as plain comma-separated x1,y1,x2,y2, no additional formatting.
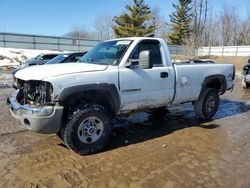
130,40,163,66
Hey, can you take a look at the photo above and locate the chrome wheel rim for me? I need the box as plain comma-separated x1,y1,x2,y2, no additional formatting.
78,117,104,144
205,96,215,113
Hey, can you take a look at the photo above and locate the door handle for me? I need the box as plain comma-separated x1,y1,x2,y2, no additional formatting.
160,72,168,78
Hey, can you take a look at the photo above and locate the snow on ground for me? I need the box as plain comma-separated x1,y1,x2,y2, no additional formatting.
0,48,61,67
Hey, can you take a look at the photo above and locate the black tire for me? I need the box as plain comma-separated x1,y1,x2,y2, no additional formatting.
242,80,250,89
64,103,112,155
56,109,71,142
194,88,219,121
56,125,66,141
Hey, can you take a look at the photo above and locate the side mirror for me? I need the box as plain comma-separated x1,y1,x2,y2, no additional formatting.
125,50,152,69
138,50,152,69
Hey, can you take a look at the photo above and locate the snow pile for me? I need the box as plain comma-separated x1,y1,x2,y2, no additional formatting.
0,48,61,67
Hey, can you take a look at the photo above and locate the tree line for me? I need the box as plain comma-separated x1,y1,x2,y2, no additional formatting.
65,0,250,48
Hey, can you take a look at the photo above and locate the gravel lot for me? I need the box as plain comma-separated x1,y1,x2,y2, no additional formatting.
0,70,250,188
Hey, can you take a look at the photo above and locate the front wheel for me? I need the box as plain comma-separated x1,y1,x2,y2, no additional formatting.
64,103,112,155
194,88,219,121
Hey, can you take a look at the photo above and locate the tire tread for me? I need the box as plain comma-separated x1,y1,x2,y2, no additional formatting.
64,103,111,155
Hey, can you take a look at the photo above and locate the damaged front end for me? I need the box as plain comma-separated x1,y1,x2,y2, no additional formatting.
15,79,54,106
7,78,63,133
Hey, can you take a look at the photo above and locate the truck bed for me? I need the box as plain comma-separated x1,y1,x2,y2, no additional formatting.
173,63,234,104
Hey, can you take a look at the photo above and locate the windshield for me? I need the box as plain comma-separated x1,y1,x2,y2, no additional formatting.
80,40,132,65
46,54,69,64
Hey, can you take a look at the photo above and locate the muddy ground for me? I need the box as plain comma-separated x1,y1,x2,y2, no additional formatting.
0,70,250,188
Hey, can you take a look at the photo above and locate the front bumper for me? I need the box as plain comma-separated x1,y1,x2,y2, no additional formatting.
7,90,63,133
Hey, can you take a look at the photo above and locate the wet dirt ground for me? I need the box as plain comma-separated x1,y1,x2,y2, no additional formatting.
0,71,250,188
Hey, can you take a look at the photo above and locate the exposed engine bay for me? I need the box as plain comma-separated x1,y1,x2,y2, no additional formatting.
15,79,53,106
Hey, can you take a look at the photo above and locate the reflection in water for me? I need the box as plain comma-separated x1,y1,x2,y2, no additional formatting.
110,98,250,150
117,98,250,127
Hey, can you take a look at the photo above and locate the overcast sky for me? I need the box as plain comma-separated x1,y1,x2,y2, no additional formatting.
0,0,249,36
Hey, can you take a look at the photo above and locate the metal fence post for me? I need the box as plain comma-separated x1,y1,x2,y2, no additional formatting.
78,39,81,52
236,46,238,57
3,33,6,48
222,46,224,56
33,35,36,49
58,37,60,51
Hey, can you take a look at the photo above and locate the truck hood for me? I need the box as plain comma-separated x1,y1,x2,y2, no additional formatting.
15,63,108,81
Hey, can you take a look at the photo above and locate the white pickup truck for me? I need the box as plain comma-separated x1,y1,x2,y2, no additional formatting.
7,37,235,155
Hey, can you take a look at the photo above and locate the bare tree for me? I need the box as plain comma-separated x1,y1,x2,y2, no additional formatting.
219,5,240,46
204,14,220,46
92,14,114,40
65,26,93,39
237,10,250,45
202,4,250,46
150,6,170,39
190,0,209,48
188,2,250,47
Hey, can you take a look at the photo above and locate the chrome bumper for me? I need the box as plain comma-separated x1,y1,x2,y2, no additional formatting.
7,90,63,133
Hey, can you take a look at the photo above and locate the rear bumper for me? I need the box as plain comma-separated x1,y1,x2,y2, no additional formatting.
226,80,234,91
7,90,63,134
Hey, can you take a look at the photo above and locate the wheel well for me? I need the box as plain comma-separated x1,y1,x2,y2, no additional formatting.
62,90,117,116
204,76,226,94
206,79,222,90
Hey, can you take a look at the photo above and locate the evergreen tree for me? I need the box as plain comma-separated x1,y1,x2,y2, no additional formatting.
168,0,192,45
112,0,156,37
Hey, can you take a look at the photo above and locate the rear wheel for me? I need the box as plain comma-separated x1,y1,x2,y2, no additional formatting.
64,103,112,155
194,88,219,120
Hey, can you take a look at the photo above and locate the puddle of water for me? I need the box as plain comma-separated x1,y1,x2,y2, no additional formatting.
118,97,250,131
0,83,11,89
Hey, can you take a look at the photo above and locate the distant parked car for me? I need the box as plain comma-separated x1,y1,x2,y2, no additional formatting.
46,52,87,65
12,52,87,76
12,52,87,89
12,53,60,75
242,59,250,88
25,53,60,66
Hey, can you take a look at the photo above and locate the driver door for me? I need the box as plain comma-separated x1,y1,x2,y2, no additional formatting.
119,40,175,112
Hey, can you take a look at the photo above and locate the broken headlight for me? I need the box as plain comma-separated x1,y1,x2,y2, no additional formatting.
16,80,54,106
